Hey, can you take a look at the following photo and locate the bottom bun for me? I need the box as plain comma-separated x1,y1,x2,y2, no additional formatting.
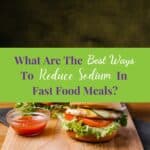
67,131,118,143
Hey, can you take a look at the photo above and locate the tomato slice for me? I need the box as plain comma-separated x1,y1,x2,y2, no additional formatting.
64,113,112,127
65,113,74,121
80,118,112,127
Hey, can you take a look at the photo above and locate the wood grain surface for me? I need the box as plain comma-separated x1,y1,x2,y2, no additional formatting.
127,103,150,121
0,103,14,108
2,111,143,150
0,103,14,148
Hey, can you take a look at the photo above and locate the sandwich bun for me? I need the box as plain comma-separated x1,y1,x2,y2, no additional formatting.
67,130,118,143
70,102,125,111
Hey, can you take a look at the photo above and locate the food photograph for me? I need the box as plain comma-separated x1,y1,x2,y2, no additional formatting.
0,103,150,150
0,1,150,150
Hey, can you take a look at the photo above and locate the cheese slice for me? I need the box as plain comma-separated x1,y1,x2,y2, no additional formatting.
66,108,97,118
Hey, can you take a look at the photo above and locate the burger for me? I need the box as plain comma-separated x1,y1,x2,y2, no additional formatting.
59,103,127,142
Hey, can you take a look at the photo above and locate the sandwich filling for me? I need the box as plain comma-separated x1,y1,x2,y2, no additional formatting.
59,107,127,139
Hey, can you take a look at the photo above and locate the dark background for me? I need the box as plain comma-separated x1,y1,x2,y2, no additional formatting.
0,0,149,47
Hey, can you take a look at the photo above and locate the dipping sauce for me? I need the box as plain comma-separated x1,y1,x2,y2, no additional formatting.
11,116,47,136
6,108,50,136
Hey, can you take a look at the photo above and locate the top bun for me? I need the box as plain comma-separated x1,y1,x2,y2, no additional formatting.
70,102,125,111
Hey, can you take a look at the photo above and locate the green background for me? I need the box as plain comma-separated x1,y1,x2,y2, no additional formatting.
0,48,149,102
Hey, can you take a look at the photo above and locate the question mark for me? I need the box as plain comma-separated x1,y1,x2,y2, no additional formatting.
112,86,118,95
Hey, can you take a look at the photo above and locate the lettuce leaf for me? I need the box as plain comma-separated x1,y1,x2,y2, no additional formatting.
116,113,127,126
15,102,67,118
58,114,120,139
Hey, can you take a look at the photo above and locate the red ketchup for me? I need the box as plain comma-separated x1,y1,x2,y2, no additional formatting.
11,116,47,136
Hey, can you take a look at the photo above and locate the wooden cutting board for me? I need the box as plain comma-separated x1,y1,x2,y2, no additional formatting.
2,111,143,150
